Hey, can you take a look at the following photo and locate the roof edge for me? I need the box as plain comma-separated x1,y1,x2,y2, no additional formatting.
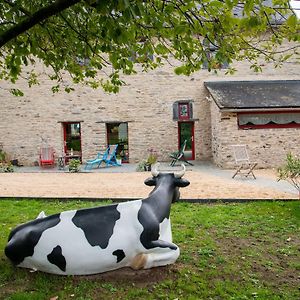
220,107,300,113
204,79,300,85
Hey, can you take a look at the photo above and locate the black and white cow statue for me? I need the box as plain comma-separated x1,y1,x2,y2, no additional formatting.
5,163,190,275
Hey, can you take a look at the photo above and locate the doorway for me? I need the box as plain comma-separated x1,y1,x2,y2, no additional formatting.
63,122,82,163
178,122,195,160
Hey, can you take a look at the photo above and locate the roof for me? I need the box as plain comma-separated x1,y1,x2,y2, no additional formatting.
204,80,300,112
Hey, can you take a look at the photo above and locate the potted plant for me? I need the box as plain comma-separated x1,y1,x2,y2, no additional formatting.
0,162,14,173
68,159,81,173
146,148,158,170
136,159,148,172
116,154,122,165
136,149,158,172
0,149,14,173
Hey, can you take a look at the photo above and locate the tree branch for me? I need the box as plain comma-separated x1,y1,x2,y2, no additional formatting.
3,0,32,17
0,0,81,48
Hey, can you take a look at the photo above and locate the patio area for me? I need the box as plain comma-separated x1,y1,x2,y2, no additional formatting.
0,161,297,200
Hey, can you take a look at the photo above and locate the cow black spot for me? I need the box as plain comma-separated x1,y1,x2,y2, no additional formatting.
47,245,66,272
72,204,120,249
5,214,61,265
113,249,125,263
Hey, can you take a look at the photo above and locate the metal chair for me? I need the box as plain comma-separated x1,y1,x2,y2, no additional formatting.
231,144,257,179
170,140,193,167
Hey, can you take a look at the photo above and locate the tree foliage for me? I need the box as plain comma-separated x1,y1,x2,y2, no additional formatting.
0,0,299,94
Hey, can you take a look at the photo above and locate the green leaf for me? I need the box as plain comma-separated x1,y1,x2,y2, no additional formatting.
174,66,186,75
0,0,298,94
10,88,24,96
286,15,297,28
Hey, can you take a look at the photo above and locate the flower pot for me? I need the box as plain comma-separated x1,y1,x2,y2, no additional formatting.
144,164,151,171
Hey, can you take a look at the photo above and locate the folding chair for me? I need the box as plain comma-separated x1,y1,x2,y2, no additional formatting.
231,144,257,179
39,146,55,168
170,140,193,167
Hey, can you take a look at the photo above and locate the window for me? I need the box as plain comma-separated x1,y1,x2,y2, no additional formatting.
178,103,190,120
238,112,300,129
173,101,193,121
106,123,129,162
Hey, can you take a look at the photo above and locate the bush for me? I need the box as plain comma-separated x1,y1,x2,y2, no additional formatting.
278,152,300,198
68,159,81,173
136,148,158,172
0,162,14,173
0,150,6,162
0,150,14,172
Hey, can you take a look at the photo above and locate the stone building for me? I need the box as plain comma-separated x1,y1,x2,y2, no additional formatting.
206,80,300,168
0,53,299,168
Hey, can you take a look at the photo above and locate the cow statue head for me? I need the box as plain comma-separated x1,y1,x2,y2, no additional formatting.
144,163,190,203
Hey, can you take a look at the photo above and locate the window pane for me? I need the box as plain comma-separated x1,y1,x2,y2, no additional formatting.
238,112,300,129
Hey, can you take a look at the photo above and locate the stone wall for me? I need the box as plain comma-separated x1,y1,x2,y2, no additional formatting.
210,101,300,169
208,45,300,169
0,44,299,167
0,62,213,166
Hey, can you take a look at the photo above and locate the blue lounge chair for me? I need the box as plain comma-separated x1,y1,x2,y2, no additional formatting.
103,144,121,167
84,147,109,170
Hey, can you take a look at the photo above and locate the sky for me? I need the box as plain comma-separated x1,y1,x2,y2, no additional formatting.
290,0,300,17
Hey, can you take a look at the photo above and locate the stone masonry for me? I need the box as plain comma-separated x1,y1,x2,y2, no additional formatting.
0,50,299,168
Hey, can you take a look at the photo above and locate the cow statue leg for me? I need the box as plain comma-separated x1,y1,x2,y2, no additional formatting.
146,243,180,269
144,216,180,268
131,217,180,270
130,246,180,270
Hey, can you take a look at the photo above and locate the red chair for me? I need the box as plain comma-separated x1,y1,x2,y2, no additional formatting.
39,147,55,167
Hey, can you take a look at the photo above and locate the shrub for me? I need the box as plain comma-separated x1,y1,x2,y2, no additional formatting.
136,149,158,172
278,152,300,198
0,162,14,173
0,150,14,172
68,159,81,173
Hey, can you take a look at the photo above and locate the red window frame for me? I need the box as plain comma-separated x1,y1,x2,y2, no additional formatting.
238,111,300,130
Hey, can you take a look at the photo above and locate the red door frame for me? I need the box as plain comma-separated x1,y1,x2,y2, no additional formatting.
178,121,195,160
63,122,82,161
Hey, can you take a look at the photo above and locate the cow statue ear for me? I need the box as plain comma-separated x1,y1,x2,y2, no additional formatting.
175,178,190,187
144,177,156,186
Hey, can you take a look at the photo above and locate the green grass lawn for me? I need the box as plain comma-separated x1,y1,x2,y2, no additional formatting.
0,199,299,300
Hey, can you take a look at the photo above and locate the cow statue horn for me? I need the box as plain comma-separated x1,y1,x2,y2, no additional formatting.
151,162,160,177
174,164,186,178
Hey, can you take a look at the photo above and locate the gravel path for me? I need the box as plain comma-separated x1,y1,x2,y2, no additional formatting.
0,162,297,200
